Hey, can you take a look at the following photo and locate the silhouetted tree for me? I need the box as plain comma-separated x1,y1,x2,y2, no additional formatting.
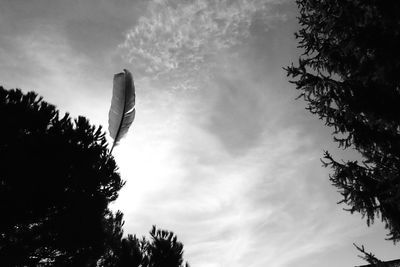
147,226,189,267
354,244,388,267
99,212,146,267
100,225,189,267
118,234,147,267
286,0,400,242
0,87,124,266
100,211,129,266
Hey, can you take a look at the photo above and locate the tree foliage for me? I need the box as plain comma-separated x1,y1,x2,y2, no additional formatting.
354,244,388,267
100,225,190,267
0,86,190,266
147,226,188,267
286,0,400,241
0,87,124,265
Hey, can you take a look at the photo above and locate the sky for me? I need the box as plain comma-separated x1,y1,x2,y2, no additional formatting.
0,0,398,266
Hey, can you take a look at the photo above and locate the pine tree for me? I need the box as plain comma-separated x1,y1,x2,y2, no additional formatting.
286,0,400,242
147,226,189,267
100,225,189,267
0,87,124,265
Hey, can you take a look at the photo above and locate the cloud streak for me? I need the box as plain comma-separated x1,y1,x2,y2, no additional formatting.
117,116,364,267
119,0,287,89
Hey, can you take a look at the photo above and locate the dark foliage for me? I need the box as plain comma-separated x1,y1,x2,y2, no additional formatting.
99,211,147,267
147,226,188,267
100,225,189,267
354,244,388,267
286,0,400,242
0,87,124,266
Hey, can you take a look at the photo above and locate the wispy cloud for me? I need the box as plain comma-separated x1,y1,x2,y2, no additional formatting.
117,116,364,267
0,22,119,126
119,0,287,89
0,24,90,107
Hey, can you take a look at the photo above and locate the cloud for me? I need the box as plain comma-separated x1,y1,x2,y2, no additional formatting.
119,0,287,89
0,22,117,128
118,118,364,267
0,24,84,95
203,71,271,155
117,0,297,155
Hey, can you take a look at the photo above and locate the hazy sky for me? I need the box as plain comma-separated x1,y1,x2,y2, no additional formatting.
0,0,398,266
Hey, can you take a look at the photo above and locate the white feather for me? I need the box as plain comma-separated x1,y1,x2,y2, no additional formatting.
108,69,136,152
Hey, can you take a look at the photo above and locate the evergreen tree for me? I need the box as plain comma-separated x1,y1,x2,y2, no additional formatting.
147,226,189,267
99,212,146,267
286,0,400,242
101,225,189,267
354,244,388,267
0,87,124,266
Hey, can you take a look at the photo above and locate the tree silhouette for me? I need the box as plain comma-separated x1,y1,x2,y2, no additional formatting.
354,244,387,267
100,225,189,267
118,234,147,267
147,226,189,267
0,87,124,266
99,211,147,267
286,0,400,243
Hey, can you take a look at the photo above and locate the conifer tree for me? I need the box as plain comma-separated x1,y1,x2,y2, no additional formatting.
0,87,124,265
0,87,191,266
100,225,189,267
286,0,400,242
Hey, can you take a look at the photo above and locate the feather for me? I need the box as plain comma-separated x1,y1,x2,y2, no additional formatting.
108,69,136,153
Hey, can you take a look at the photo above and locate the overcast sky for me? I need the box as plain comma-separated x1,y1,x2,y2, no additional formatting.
0,0,398,266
